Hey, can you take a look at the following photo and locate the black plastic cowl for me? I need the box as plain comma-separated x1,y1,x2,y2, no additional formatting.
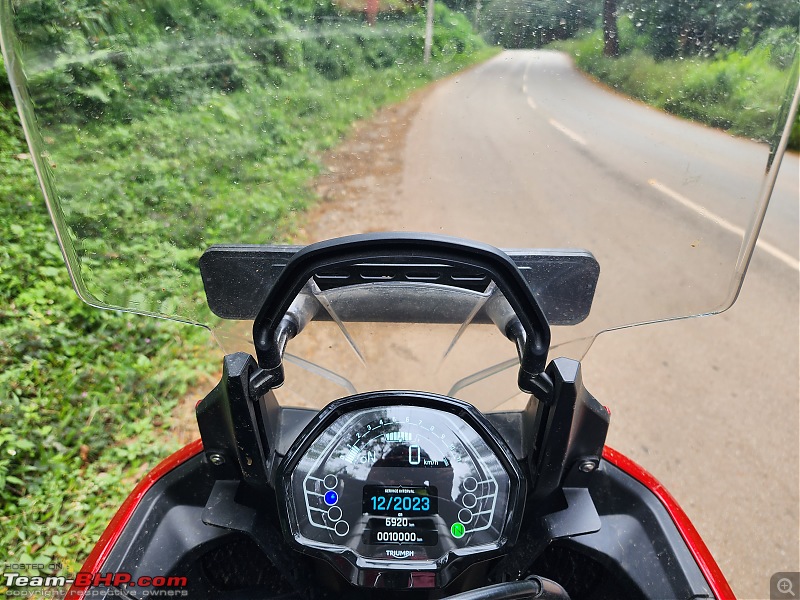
441,577,571,600
195,353,273,492
528,358,610,501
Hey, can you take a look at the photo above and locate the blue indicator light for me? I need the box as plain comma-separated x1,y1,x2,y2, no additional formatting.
324,490,338,506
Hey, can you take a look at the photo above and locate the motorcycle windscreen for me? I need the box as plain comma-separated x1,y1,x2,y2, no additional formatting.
1,1,798,404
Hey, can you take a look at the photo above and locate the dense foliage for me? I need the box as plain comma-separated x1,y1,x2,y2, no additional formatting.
0,0,489,583
11,0,487,323
0,86,216,575
553,17,799,148
473,0,798,55
620,0,798,60
480,0,601,48
16,0,442,123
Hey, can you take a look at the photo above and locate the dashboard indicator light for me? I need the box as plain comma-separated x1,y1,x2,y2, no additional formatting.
451,522,465,539
334,520,350,536
324,490,338,506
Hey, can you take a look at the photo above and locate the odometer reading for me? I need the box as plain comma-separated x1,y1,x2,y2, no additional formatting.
363,485,438,516
365,519,439,546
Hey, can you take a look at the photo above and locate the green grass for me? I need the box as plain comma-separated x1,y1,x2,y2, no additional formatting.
0,123,216,577
49,50,495,323
0,2,493,585
552,22,799,149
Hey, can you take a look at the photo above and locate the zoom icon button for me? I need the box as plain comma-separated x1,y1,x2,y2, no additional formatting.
771,572,799,599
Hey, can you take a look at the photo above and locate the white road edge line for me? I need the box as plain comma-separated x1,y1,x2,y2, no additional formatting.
648,179,800,272
526,96,536,110
548,118,587,146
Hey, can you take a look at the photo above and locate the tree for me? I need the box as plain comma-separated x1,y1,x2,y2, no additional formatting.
603,0,618,56
481,0,599,49
620,0,799,59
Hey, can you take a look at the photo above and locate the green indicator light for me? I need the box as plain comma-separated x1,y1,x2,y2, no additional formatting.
451,522,465,539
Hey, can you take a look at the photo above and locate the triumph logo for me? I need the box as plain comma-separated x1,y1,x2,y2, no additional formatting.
385,549,414,559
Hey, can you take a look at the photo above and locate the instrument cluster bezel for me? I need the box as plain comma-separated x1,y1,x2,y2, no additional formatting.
275,390,526,589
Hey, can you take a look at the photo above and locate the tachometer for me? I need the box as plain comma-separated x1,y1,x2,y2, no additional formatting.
277,392,525,588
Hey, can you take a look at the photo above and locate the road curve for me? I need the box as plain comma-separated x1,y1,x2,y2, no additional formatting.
400,50,798,597
301,50,799,597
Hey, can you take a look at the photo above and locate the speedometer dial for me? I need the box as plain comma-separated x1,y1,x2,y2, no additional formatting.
279,394,524,587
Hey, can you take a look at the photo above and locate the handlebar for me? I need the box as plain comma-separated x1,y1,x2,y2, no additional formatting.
443,577,571,600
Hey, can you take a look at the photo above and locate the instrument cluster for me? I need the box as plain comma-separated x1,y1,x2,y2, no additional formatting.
278,394,525,588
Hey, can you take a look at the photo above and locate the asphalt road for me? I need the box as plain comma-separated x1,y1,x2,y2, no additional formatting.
405,51,800,599
295,50,799,597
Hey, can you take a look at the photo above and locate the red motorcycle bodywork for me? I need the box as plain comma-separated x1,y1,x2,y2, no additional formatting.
67,440,734,599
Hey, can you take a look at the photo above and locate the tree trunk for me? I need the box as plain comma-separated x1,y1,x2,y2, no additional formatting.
603,0,618,57
423,0,435,64
365,0,378,26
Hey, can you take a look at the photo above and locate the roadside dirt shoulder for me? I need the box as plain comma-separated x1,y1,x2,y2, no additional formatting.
296,85,432,243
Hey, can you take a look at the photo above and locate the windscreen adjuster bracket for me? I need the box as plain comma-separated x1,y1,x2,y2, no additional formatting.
249,367,279,398
528,372,555,404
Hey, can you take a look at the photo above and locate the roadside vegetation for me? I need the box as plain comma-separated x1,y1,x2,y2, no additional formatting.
0,85,221,575
0,0,489,580
553,18,799,149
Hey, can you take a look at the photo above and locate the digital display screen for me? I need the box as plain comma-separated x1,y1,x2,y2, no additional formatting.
362,485,438,516
367,525,439,546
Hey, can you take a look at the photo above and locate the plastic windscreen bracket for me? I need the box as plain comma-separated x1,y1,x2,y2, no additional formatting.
200,243,600,326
